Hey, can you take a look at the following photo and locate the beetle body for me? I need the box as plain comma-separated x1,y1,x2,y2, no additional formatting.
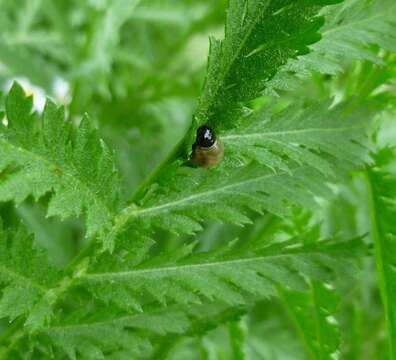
191,126,224,168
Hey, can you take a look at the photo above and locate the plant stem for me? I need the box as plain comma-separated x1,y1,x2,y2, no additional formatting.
129,126,192,203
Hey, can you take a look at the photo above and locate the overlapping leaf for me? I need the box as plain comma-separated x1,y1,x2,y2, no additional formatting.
0,1,394,358
104,98,372,250
0,83,121,240
268,0,396,93
195,0,341,130
81,231,363,313
9,303,244,359
366,148,396,359
280,283,341,360
0,220,59,330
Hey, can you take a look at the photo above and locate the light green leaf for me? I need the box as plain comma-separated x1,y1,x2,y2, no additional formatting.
196,0,341,130
268,0,396,93
104,98,372,250
0,220,59,328
81,233,363,311
280,283,341,360
0,82,121,240
366,148,396,359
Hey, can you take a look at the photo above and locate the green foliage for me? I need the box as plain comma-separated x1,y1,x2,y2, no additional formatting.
0,0,394,359
0,220,59,327
280,283,341,360
105,97,373,251
268,0,396,93
82,232,363,311
0,83,121,240
366,148,396,359
196,0,340,130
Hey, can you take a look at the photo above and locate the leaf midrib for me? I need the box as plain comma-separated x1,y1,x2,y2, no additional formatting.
199,1,269,114
222,125,363,141
108,167,302,241
46,308,185,333
80,247,329,281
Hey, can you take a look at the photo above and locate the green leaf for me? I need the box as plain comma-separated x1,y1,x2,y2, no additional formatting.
280,283,341,360
25,304,242,360
0,219,59,328
195,0,340,130
0,82,121,240
229,319,247,360
222,99,368,172
0,1,394,357
366,148,396,359
268,0,396,93
104,98,372,250
80,232,363,312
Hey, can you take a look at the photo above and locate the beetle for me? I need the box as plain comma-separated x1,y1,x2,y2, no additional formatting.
191,125,224,168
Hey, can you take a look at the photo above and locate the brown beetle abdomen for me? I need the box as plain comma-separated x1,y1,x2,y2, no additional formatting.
192,139,224,168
